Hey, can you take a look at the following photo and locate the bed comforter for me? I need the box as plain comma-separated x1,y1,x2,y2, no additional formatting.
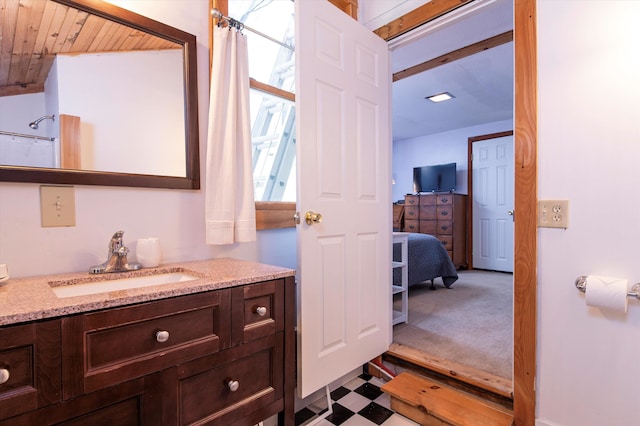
393,233,458,288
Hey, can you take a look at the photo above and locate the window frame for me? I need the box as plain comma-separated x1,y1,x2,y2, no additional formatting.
209,0,356,230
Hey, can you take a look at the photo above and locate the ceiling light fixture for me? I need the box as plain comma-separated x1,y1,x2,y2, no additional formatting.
426,92,455,103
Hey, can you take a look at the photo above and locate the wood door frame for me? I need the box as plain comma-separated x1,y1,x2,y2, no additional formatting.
376,1,537,424
466,130,515,270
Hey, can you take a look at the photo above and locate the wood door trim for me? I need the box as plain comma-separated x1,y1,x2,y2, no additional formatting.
466,130,514,270
513,1,537,423
377,1,538,424
373,0,475,41
393,30,513,82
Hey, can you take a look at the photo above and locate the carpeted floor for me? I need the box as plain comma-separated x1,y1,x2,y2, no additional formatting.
392,269,513,380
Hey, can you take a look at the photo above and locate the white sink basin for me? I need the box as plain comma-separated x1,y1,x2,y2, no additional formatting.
51,271,201,298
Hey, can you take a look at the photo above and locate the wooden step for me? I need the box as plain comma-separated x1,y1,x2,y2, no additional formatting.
381,372,514,426
386,343,513,401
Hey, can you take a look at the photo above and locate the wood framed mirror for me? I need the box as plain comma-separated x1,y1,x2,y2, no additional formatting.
0,0,200,189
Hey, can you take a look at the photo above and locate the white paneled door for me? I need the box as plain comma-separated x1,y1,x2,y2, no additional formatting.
472,135,514,272
295,1,392,398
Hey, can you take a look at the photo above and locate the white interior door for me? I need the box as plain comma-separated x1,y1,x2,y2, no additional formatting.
295,0,392,398
472,135,514,272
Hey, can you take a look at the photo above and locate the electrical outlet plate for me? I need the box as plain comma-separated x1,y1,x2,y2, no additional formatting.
40,185,76,227
538,199,569,228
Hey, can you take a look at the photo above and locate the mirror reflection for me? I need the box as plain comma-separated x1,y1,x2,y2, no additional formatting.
0,0,200,189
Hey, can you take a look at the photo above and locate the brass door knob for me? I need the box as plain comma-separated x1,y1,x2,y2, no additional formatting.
305,211,323,225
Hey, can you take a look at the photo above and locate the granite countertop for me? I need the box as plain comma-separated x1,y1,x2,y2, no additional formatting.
0,258,295,327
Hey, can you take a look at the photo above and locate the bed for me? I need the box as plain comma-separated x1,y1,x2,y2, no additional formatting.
393,233,458,289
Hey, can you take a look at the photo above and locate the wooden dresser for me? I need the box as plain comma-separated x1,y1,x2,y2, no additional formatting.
404,193,467,268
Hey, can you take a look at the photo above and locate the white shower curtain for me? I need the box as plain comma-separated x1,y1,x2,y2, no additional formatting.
205,25,256,245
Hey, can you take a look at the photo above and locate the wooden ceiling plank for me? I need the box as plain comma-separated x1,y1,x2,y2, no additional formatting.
60,9,90,53
119,28,148,51
41,1,69,57
55,7,81,53
71,14,107,53
0,0,19,87
24,0,58,85
89,20,119,52
8,0,45,85
103,25,131,52
34,55,55,90
0,82,44,97
393,30,513,82
374,0,474,41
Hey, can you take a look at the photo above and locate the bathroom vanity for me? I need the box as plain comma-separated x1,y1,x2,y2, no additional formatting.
0,258,295,425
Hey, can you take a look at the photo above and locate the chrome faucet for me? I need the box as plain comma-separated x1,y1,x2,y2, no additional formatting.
89,230,142,274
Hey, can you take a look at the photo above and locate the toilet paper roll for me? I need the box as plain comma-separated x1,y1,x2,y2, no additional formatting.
585,275,629,312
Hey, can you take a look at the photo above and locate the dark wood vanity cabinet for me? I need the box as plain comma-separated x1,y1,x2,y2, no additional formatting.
0,321,61,420
0,277,295,426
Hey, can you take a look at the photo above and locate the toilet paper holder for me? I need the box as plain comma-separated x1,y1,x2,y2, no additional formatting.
575,276,640,300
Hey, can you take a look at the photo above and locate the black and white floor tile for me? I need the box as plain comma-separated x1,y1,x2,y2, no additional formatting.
295,373,419,426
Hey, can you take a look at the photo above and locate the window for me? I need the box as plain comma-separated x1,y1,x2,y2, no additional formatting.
228,0,296,203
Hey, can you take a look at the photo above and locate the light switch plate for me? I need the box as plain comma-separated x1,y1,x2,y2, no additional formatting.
40,185,76,227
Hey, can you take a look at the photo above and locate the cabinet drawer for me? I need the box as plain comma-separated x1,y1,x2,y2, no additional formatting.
405,195,419,206
232,280,283,345
419,220,437,235
437,220,453,235
177,334,283,426
62,290,231,398
439,236,453,250
404,205,419,219
437,194,453,205
404,220,419,233
437,205,453,219
419,195,437,206
0,321,61,421
419,205,436,218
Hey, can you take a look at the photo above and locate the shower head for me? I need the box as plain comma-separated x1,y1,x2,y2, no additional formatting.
28,115,55,130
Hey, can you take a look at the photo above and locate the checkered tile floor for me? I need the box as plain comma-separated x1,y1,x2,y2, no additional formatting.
295,373,419,426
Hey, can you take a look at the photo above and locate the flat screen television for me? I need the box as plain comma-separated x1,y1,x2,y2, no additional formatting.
413,162,456,193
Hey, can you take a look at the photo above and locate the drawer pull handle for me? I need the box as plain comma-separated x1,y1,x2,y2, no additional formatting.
155,330,170,343
256,306,267,316
227,379,240,392
0,369,9,385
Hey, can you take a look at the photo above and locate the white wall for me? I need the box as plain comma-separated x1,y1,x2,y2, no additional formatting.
0,0,284,278
536,1,640,425
392,119,512,201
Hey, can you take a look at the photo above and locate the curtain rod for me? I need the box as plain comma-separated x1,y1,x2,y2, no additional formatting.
210,8,295,52
0,129,55,142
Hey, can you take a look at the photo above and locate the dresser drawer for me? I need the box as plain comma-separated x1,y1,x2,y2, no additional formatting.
437,194,454,205
437,220,453,235
232,280,283,345
437,205,453,220
177,334,283,426
405,195,419,206
404,205,419,220
439,236,453,251
62,290,231,398
0,321,61,421
419,220,437,235
404,220,419,233
419,195,437,206
419,205,436,218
